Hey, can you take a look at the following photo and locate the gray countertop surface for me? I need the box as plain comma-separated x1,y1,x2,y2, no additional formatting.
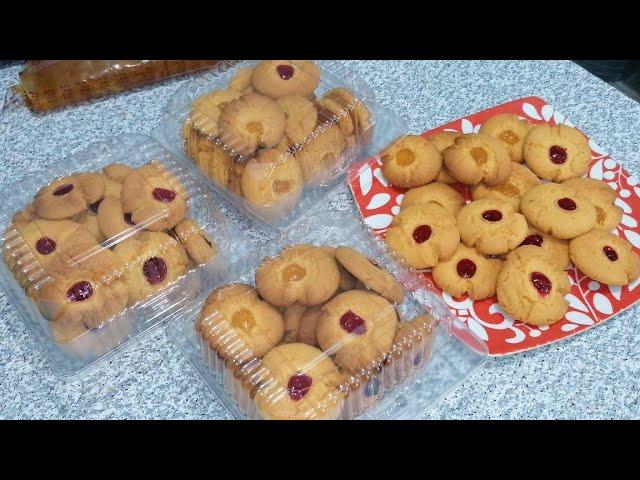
1,60,639,419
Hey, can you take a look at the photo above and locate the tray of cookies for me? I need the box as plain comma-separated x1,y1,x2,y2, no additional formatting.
155,60,406,228
166,210,487,419
348,96,640,355
0,134,251,377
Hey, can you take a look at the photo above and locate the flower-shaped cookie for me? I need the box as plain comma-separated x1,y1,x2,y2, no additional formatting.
33,173,106,220
276,95,318,147
443,133,512,186
479,113,532,163
251,60,321,99
400,182,466,215
424,131,459,184
380,135,442,188
188,88,242,138
518,226,570,270
562,177,623,230
471,162,541,211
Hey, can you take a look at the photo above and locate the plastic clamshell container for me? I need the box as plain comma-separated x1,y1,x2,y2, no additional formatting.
167,211,487,419
0,134,250,378
155,60,407,229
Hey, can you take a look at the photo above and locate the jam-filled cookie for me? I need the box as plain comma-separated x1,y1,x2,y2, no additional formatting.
562,178,623,230
251,60,321,99
254,343,344,420
183,120,233,187
334,246,404,304
173,218,218,265
120,161,188,232
240,148,304,216
218,93,287,157
380,135,442,188
520,183,597,239
443,133,512,186
400,182,466,215
196,284,284,362
424,131,459,184
188,88,242,138
97,195,138,241
479,113,532,163
457,199,528,255
523,124,591,181
255,244,340,308
432,244,503,300
518,226,570,270
295,124,346,186
569,230,640,285
33,173,106,220
385,203,460,269
113,231,189,305
276,95,318,147
471,162,541,211
497,245,570,325
316,290,398,374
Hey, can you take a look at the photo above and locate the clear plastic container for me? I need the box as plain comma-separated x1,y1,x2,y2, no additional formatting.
0,134,251,378
155,60,407,229
167,211,487,419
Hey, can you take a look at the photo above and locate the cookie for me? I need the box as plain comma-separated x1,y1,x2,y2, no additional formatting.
471,162,541,211
103,163,133,183
251,61,321,99
113,231,189,305
297,305,323,347
173,218,217,265
497,245,571,325
432,244,503,300
189,88,242,137
457,199,528,255
196,284,284,362
317,95,354,137
183,121,233,187
254,343,344,420
523,123,591,181
520,183,597,239
229,66,255,94
479,113,532,163
322,88,372,143
283,304,307,343
316,290,398,374
384,203,460,269
400,182,466,215
334,246,404,304
255,244,340,308
562,178,623,230
276,95,318,147
218,93,287,157
75,211,105,243
120,161,188,232
518,226,570,270
569,230,640,285
319,246,358,291
380,135,442,188
240,148,304,216
443,133,512,186
295,124,346,187
97,195,138,241
424,131,459,184
33,173,105,220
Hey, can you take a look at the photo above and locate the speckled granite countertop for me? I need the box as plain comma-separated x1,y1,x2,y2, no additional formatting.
1,61,639,419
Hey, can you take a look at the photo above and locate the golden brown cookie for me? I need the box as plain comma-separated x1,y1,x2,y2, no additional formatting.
334,246,404,304
423,131,459,184
283,303,307,343
229,66,255,93
400,182,466,215
380,135,442,188
319,246,358,291
384,203,460,269
471,162,541,211
520,183,597,239
523,124,591,181
479,113,532,163
518,226,570,270
188,88,242,138
97,195,138,241
443,133,512,186
457,199,529,255
255,244,340,308
103,163,132,183
173,218,218,265
562,178,623,230
33,174,105,220
295,124,346,187
276,95,318,147
322,88,372,143
316,290,398,374
569,230,640,285
432,244,503,300
251,61,321,99
183,120,233,187
497,245,570,326
297,305,323,347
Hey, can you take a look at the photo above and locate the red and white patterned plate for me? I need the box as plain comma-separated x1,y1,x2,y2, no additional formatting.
348,96,640,355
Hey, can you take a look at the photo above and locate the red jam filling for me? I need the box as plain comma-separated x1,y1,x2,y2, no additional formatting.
530,272,552,296
143,257,167,285
277,64,295,80
89,199,103,213
35,237,56,255
603,246,618,261
152,188,176,203
557,197,577,211
456,259,477,278
521,234,543,247
287,373,312,401
53,184,74,196
549,145,568,164
67,281,93,302
482,209,502,222
340,310,366,335
412,225,432,244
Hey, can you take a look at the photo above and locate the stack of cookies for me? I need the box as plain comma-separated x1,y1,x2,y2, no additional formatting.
2,160,218,355
380,114,640,326
182,60,373,219
195,243,434,420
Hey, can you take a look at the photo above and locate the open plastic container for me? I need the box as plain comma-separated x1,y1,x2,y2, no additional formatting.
0,134,250,378
167,211,487,419
155,60,406,229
